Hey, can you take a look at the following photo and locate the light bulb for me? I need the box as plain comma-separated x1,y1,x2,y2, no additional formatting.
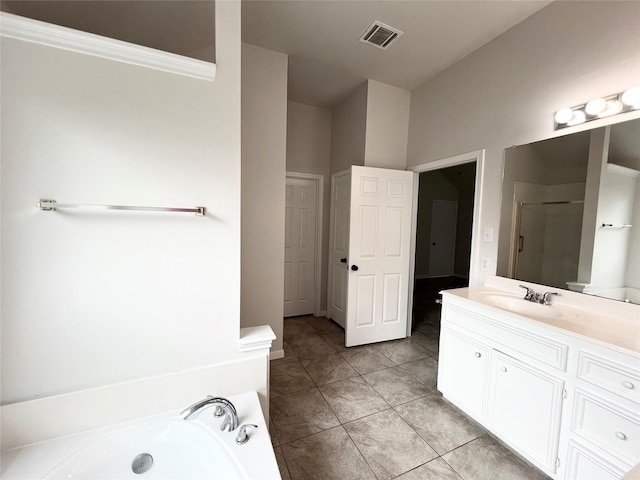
585,98,606,116
554,108,574,125
621,87,640,108
598,100,623,117
567,110,586,126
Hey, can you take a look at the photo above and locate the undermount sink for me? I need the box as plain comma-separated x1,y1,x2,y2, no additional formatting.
475,292,580,321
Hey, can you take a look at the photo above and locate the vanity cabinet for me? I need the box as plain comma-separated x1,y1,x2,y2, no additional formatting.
438,292,640,480
439,302,566,476
438,327,489,421
487,350,564,472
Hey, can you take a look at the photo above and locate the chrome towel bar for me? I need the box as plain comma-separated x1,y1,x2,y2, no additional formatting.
601,223,632,228
36,199,206,216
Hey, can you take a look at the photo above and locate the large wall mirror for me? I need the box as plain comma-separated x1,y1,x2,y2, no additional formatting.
497,117,640,304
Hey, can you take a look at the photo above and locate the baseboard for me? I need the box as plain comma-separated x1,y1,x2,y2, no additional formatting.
270,349,284,360
317,310,328,318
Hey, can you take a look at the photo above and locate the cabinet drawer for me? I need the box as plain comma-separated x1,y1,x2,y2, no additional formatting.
565,440,628,480
571,389,640,464
578,351,640,403
445,304,569,371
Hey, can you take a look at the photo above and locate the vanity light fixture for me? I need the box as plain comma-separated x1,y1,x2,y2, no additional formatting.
554,86,640,129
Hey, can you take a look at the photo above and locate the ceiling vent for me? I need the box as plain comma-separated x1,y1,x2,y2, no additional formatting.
358,21,403,50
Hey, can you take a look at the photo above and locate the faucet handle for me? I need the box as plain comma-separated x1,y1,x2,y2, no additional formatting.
235,424,258,445
519,285,535,300
542,291,559,305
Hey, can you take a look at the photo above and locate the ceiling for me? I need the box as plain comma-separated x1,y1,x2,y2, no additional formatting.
242,0,552,108
0,1,216,62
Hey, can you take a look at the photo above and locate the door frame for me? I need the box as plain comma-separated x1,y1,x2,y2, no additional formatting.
406,149,486,336
285,171,324,316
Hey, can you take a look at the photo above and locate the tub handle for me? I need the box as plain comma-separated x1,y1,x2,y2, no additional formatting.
235,424,258,445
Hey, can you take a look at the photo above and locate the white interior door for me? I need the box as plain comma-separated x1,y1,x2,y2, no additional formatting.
284,177,317,317
328,171,350,328
346,166,415,346
428,200,457,276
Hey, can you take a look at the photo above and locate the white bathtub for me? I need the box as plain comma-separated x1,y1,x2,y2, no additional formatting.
0,392,280,480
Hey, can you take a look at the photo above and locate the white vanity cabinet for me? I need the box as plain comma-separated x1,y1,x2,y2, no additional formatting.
487,350,564,472
438,327,490,421
438,300,566,476
438,289,640,480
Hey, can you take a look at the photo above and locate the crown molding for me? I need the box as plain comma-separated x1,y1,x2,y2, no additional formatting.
0,12,216,81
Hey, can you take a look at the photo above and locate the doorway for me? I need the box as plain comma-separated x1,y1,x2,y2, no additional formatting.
408,150,484,333
284,172,324,317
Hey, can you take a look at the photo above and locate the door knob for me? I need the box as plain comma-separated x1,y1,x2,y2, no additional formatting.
340,258,347,263
351,265,359,271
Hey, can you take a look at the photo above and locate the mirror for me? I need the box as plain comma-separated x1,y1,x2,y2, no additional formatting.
497,118,640,304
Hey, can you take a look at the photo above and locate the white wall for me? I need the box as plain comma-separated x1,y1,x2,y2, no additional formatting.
364,80,410,170
241,43,288,353
0,2,243,405
286,101,332,311
407,0,640,286
330,82,368,173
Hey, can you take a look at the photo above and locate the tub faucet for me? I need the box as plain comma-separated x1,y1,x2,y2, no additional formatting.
180,395,238,431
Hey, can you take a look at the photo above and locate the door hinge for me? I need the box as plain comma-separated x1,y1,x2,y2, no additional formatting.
556,457,561,468
563,388,567,399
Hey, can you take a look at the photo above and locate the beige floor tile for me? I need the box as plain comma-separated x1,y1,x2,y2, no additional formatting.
395,394,485,455
395,457,463,480
288,333,336,359
442,435,550,480
344,409,438,480
301,353,358,385
318,376,389,423
398,356,438,390
309,317,344,335
270,361,315,397
282,426,376,480
274,445,291,480
374,339,430,364
362,366,430,406
270,387,340,443
271,341,299,366
340,346,395,374
322,332,348,352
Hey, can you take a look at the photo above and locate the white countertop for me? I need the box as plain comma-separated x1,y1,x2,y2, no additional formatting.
442,276,640,356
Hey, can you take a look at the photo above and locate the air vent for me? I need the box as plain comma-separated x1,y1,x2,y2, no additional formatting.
358,21,403,50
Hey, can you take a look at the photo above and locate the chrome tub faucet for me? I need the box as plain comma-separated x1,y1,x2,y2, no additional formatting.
181,395,238,431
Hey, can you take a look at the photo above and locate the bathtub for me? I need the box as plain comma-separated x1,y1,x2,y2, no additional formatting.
587,286,640,305
0,391,280,480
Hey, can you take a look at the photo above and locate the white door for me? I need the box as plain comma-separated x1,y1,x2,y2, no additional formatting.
284,177,317,317
428,200,457,276
346,166,415,346
328,171,350,328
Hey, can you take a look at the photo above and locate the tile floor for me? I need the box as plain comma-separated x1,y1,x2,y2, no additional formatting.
269,289,550,480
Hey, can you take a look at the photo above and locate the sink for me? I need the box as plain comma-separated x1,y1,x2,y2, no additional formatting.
475,292,580,321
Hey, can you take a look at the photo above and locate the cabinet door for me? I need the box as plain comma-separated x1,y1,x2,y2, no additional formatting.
487,350,564,474
438,327,489,421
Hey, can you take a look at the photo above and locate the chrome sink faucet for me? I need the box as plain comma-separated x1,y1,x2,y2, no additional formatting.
519,285,559,305
180,396,238,431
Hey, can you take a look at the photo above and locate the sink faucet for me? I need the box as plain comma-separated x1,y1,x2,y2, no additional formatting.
180,396,238,431
519,285,559,305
